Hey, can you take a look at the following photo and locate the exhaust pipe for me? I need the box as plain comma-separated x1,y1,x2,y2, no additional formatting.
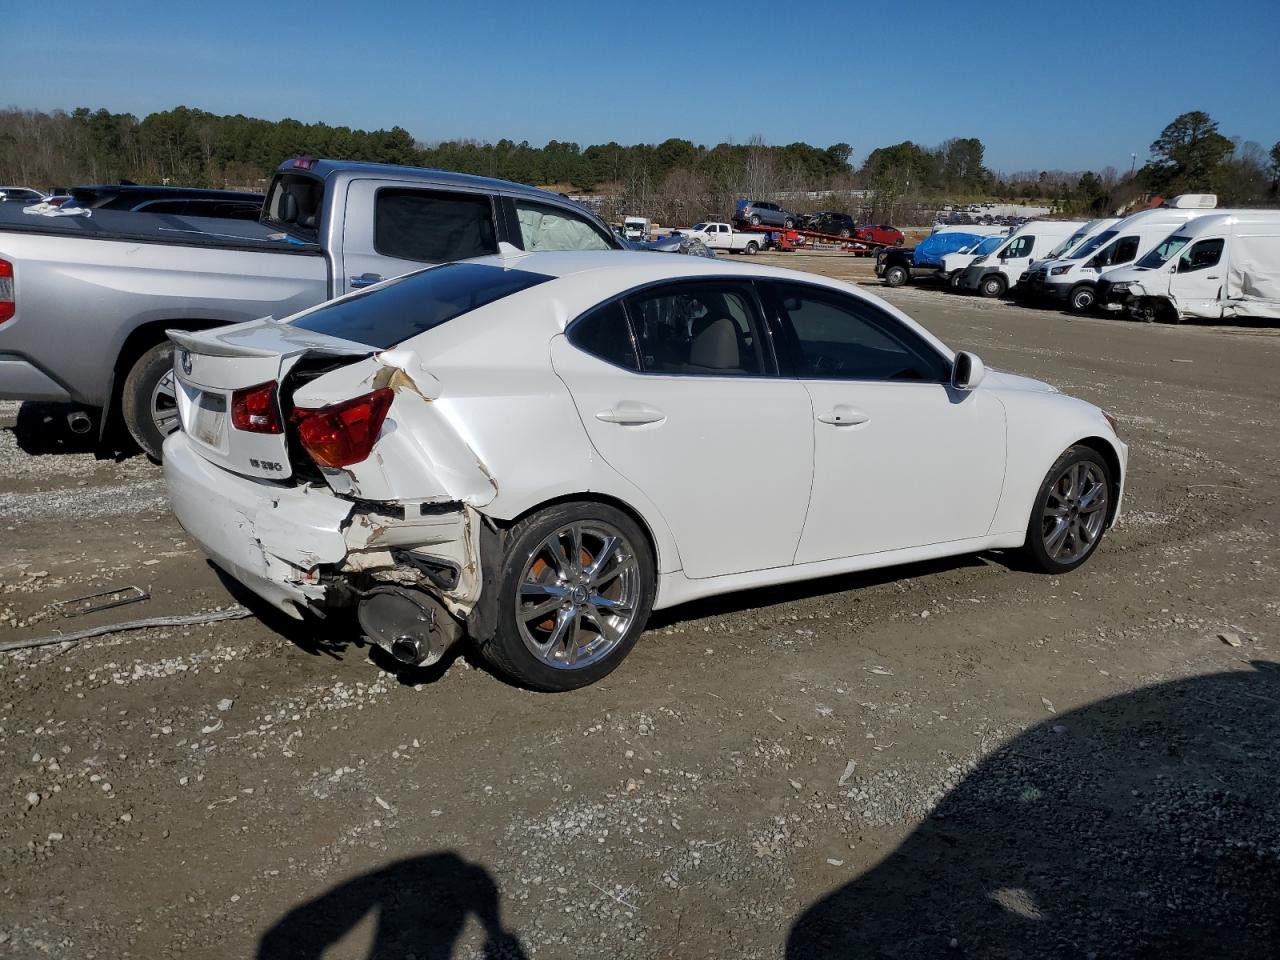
66,410,93,435
357,587,462,668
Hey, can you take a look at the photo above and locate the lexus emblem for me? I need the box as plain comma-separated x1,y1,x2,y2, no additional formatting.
180,349,192,376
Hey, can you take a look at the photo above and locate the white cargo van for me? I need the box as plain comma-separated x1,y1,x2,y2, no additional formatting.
1098,211,1280,322
1024,195,1222,311
957,220,1090,297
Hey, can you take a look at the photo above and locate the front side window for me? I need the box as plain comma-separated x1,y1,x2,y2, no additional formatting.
1002,235,1033,259
1108,235,1141,265
1177,238,1224,272
623,281,770,376
770,281,950,383
517,201,614,251
374,188,497,263
291,262,550,349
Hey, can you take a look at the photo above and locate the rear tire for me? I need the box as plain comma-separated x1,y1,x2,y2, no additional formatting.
121,342,179,461
749,214,761,226
1068,284,1096,312
979,274,1007,298
884,265,909,287
745,241,759,255
481,502,656,692
1021,445,1113,574
783,218,794,229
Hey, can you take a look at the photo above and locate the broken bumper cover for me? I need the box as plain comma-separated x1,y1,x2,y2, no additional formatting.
165,431,483,620
165,431,352,616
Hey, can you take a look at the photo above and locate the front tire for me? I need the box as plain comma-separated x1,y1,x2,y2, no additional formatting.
121,342,180,460
783,218,794,229
482,502,656,691
749,214,761,226
1068,284,1096,312
979,274,1007,298
884,265,909,287
1022,446,1112,574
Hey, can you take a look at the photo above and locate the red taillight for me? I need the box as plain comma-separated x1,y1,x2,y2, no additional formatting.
290,388,393,468
230,381,283,434
0,259,14,325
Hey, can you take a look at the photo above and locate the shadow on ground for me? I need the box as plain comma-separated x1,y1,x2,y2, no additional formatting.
257,851,527,959
787,662,1280,959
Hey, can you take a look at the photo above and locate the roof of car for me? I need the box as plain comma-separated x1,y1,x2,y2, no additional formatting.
280,159,579,206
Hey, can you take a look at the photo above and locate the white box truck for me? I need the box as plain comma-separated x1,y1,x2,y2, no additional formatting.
1098,211,1280,322
957,220,1090,297
1022,195,1224,312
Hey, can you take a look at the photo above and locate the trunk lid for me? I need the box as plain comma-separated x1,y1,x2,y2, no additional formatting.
169,320,372,481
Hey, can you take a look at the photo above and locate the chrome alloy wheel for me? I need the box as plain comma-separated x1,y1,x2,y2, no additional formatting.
1041,462,1108,564
151,369,180,437
515,521,641,670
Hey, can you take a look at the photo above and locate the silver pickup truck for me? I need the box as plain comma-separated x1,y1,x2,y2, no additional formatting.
0,158,694,458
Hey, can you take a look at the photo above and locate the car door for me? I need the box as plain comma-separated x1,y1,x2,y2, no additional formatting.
1169,237,1226,317
709,224,730,249
340,180,500,292
763,280,1006,563
550,279,814,579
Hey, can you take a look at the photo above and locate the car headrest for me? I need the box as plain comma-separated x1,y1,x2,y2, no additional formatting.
689,317,740,370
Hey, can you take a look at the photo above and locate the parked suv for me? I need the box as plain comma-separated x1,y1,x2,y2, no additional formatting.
855,224,906,246
734,199,797,229
803,211,857,236
0,187,47,204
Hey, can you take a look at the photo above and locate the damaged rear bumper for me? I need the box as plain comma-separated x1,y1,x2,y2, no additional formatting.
163,431,480,619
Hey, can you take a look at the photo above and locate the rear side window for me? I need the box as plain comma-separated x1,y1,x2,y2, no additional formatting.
623,281,769,376
568,301,639,370
375,189,498,263
290,262,551,349
264,173,325,239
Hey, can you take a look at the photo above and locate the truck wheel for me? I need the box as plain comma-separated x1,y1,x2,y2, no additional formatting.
121,342,180,461
979,274,1007,298
1068,285,1096,312
745,241,759,255
481,501,656,692
884,265,909,287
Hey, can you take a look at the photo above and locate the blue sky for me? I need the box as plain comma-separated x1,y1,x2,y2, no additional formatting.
4,0,1277,173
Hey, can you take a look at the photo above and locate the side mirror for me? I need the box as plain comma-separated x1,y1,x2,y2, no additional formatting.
952,351,986,391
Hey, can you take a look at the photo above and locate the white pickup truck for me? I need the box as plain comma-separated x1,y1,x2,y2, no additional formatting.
0,158,702,458
674,222,767,255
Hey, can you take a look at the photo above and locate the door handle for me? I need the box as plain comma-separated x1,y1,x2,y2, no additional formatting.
596,402,665,426
817,405,870,426
349,273,383,288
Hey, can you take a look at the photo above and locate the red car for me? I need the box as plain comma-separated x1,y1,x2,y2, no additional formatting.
854,224,906,247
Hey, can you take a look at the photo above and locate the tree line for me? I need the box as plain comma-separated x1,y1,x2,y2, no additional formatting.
0,105,1274,224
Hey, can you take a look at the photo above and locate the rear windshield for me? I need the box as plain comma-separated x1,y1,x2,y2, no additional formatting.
290,262,553,349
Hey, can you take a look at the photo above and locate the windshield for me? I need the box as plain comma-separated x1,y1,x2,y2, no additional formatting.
691,222,708,231
1046,227,1092,260
291,262,553,349
1067,229,1117,261
974,235,1005,255
1137,235,1191,269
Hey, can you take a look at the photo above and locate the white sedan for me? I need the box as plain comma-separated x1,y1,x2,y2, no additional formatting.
164,250,1126,691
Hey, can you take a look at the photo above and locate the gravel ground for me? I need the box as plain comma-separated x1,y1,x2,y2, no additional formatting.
1,259,1277,959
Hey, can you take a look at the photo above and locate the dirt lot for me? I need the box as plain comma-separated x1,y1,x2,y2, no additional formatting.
2,257,1278,959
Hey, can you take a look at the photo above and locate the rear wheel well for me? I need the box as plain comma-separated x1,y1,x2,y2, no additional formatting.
1074,436,1122,525
105,319,230,432
500,493,663,572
